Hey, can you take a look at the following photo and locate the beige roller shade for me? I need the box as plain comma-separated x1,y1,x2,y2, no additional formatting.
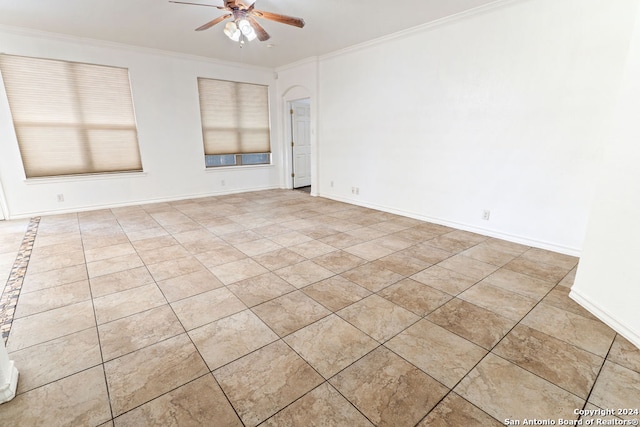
198,78,271,155
0,54,142,178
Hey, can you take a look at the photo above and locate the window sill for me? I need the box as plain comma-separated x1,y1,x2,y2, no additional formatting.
204,164,275,172
24,171,148,185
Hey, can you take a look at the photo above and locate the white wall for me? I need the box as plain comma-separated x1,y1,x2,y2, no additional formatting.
0,28,282,218
571,3,640,348
314,0,637,255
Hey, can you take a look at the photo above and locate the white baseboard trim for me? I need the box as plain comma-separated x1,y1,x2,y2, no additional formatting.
570,288,640,349
319,193,581,256
6,185,280,219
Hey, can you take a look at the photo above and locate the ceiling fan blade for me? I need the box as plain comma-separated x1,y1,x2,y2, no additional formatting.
253,10,305,28
170,1,225,9
247,16,270,41
195,13,232,31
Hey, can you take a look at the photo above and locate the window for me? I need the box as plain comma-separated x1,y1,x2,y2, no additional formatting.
205,154,237,167
0,54,142,178
197,78,271,167
240,153,270,165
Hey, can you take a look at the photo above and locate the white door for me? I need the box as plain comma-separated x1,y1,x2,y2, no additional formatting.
291,100,311,188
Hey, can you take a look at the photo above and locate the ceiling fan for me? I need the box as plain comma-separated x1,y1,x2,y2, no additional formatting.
169,0,305,43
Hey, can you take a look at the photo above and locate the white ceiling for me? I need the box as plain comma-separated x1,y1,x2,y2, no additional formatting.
0,0,502,68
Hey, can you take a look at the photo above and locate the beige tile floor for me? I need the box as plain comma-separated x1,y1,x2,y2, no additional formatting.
0,189,639,426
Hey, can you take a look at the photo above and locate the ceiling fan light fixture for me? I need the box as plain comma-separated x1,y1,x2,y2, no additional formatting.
245,28,257,41
236,18,257,41
237,19,253,36
223,21,241,41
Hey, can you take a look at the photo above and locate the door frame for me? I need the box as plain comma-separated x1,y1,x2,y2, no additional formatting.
282,85,315,194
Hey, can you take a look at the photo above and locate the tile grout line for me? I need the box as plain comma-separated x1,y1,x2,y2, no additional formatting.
0,216,40,345
77,211,118,425
578,334,618,420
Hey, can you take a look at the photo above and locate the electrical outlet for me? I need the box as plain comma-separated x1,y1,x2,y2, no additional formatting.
57,194,64,202
221,180,226,186
355,187,360,195
482,209,490,221
330,181,334,188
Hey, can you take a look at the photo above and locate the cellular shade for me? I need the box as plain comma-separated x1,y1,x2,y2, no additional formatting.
197,78,271,155
0,54,142,178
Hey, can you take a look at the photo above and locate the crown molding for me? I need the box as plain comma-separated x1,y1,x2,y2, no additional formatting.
276,56,319,73
319,0,523,62
0,24,273,72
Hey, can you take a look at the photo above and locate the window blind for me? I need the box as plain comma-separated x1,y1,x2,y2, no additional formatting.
0,54,142,178
197,78,271,155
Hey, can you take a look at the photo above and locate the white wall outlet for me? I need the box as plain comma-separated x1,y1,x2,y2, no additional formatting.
355,187,360,195
482,209,491,220
221,179,226,186
330,180,334,188
57,194,64,202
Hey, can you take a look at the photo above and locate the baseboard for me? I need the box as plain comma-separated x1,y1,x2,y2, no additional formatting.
6,185,280,219
570,288,640,349
319,193,581,256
